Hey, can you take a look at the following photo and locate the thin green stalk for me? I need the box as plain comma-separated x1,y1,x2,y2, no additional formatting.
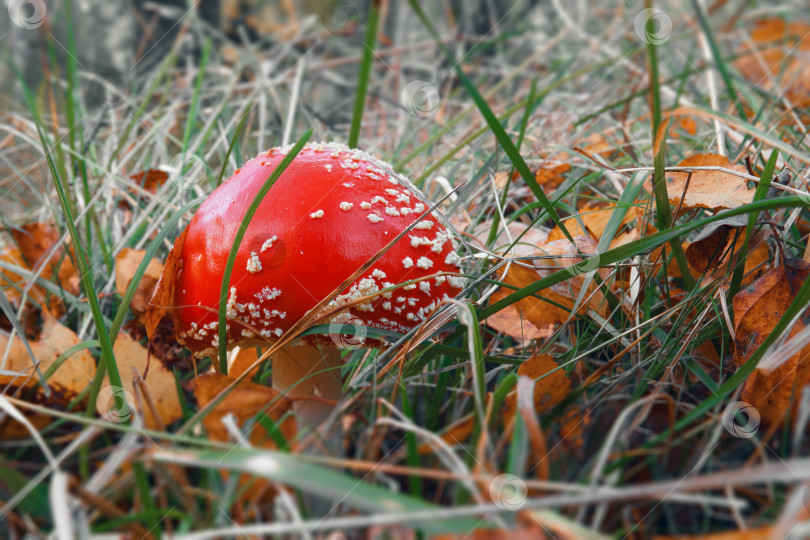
690,0,745,119
480,196,809,320
348,0,380,148
218,130,313,373
38,127,122,390
728,150,778,299
182,37,212,153
217,107,251,187
645,3,695,289
486,78,538,248
407,0,574,244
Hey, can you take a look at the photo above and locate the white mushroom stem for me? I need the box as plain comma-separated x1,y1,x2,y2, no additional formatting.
272,341,342,432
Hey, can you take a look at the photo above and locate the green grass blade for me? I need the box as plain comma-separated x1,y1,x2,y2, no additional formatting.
37,126,123,390
109,198,203,343
728,150,778,299
152,445,486,535
216,108,251,187
218,129,313,372
645,9,695,289
481,196,809,320
407,0,574,244
348,0,380,148
182,37,212,153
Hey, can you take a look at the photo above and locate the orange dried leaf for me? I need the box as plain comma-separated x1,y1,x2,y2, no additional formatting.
485,306,553,346
10,222,79,296
496,237,610,330
548,203,642,244
654,525,775,540
0,322,96,394
191,372,295,506
732,259,810,425
130,169,169,194
145,226,187,340
559,406,589,457
505,354,571,416
736,18,810,108
534,161,571,190
671,115,698,137
650,153,753,212
418,415,475,455
115,248,164,313
227,345,262,380
191,372,294,448
101,332,182,429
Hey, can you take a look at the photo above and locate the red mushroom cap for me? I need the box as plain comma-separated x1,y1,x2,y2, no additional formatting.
173,142,466,357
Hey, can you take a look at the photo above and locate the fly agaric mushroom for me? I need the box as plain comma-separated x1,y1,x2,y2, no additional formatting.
172,142,466,428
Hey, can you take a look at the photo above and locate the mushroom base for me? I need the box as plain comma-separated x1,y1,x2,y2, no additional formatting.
271,342,343,435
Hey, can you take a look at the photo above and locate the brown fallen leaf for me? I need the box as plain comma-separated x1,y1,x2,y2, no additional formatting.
686,227,770,284
494,236,610,331
191,372,294,448
732,258,810,426
0,248,51,312
486,306,553,346
547,202,644,245
534,160,571,190
504,355,571,418
418,415,476,455
654,525,775,540
100,332,182,429
559,405,590,457
649,153,753,212
0,322,96,394
191,372,295,508
115,248,164,313
736,18,810,108
0,322,96,439
685,225,734,273
579,132,618,159
433,512,549,540
227,345,262,380
130,169,169,195
145,226,187,340
670,115,698,137
10,222,79,296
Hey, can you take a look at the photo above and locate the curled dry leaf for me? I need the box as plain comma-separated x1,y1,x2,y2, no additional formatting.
9,223,79,295
654,525,776,540
504,354,571,418
130,169,169,195
101,332,182,429
190,372,294,448
732,259,810,426
145,226,187,340
736,18,810,108
0,323,96,439
0,322,96,394
115,248,164,313
685,227,769,284
191,372,295,506
649,153,753,213
493,236,610,333
547,202,644,245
